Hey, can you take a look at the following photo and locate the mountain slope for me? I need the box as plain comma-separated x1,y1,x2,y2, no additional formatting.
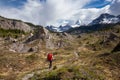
46,20,81,32
46,25,72,32
22,24,120,80
0,16,33,32
90,13,120,25
67,13,120,34
0,15,120,80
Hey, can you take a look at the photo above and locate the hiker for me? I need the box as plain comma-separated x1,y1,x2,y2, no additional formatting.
47,53,53,69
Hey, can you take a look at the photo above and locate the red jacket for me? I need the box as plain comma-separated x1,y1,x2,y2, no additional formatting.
47,53,53,61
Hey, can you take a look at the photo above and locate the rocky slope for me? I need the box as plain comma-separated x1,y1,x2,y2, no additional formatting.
0,16,120,80
90,13,120,25
32,23,120,80
0,16,33,32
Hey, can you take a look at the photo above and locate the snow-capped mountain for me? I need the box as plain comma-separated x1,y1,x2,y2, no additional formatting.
72,20,81,27
45,25,58,32
117,15,120,21
46,19,81,32
46,24,72,32
46,13,120,32
90,13,120,25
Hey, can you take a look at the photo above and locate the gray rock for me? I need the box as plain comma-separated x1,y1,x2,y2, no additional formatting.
0,16,33,32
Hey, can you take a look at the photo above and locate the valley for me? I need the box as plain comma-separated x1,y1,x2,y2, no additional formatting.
0,15,120,80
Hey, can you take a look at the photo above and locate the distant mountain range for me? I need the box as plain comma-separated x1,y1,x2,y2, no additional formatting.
46,13,120,32
89,13,120,25
0,13,120,33
46,20,81,32
46,25,72,32
1,13,120,80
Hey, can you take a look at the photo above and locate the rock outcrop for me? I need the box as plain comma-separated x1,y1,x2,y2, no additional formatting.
25,26,48,43
25,27,72,50
112,42,120,52
0,16,33,32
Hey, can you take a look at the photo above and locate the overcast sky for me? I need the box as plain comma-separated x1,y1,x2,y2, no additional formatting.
0,0,120,27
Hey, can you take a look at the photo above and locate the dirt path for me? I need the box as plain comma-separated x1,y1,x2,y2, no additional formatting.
22,63,65,80
21,45,89,80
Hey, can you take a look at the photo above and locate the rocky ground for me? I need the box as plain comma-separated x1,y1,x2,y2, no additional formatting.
0,20,120,80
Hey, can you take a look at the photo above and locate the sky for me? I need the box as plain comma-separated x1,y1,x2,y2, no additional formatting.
0,0,120,27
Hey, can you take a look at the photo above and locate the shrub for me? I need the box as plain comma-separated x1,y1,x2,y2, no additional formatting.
0,28,25,38
25,54,38,63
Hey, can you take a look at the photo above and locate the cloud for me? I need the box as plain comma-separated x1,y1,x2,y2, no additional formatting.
0,0,43,24
75,5,110,24
0,0,116,27
109,0,120,15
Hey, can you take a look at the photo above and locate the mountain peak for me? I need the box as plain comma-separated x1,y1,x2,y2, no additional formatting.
90,13,120,25
117,15,120,18
75,20,81,25
46,19,81,32
99,13,115,18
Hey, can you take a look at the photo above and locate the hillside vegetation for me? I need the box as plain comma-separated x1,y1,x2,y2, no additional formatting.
0,21,120,80
25,24,120,80
0,27,25,38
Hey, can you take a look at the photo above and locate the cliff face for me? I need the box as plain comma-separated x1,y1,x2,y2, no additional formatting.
25,26,72,50
0,16,33,32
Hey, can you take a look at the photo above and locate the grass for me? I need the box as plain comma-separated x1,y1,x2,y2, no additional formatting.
0,24,120,80
30,64,106,80
97,52,120,68
0,28,25,38
25,53,39,63
0,51,46,80
0,38,119,80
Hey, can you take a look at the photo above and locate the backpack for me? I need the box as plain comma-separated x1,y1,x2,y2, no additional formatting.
47,53,53,61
